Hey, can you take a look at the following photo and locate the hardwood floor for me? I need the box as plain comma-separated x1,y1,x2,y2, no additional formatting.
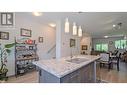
5,61,127,83
6,71,39,83
96,61,127,83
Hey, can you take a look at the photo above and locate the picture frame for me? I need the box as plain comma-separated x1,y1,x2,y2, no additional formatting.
82,45,87,50
0,31,9,40
20,28,32,37
70,39,76,47
38,37,43,43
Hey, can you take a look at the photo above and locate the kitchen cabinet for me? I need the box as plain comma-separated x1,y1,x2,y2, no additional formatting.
33,55,100,83
39,62,94,83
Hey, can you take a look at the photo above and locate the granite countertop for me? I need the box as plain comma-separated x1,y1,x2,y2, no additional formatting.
33,55,100,78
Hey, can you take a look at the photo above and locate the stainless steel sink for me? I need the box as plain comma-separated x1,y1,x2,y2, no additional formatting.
66,58,88,64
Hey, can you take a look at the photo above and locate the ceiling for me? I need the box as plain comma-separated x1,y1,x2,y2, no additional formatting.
17,12,127,38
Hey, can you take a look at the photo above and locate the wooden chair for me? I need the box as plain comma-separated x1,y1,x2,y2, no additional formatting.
121,51,127,63
110,53,121,71
97,53,111,82
112,50,118,56
99,53,111,70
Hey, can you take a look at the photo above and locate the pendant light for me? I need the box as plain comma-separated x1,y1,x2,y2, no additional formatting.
65,18,69,33
73,22,77,35
32,12,43,16
78,26,82,37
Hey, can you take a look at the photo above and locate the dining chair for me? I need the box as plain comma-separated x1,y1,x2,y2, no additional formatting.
99,53,111,70
110,53,121,71
112,50,118,56
97,53,111,82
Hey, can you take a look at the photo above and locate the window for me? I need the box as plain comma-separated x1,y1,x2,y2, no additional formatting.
95,44,108,51
96,44,101,51
115,40,127,49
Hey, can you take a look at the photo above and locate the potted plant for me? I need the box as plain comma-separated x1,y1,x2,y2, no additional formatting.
0,43,15,81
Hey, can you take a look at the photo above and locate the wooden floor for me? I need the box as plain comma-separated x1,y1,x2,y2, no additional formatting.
97,61,127,83
6,71,39,83
6,61,127,83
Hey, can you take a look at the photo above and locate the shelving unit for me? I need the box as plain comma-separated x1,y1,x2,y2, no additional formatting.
15,38,39,76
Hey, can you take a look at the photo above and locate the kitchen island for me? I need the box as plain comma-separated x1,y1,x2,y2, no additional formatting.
33,55,100,83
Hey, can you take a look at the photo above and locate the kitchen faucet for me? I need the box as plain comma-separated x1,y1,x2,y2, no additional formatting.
70,48,73,60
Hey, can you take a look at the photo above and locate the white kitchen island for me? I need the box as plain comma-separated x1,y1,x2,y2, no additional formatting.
33,55,100,83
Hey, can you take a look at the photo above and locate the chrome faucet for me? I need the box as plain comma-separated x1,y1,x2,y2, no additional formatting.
70,48,73,60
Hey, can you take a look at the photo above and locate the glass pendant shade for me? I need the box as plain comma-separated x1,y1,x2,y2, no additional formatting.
78,26,82,37
65,18,69,33
32,12,42,16
73,22,77,35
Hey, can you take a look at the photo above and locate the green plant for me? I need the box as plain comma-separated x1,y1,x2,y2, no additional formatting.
0,43,15,81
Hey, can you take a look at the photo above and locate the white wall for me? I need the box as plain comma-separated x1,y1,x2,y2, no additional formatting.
92,37,126,53
61,25,80,57
0,13,56,76
56,21,81,57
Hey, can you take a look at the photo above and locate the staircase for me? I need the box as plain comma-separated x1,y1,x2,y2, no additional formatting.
47,44,56,59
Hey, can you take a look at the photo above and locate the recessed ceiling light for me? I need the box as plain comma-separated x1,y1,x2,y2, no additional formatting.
113,24,116,27
49,23,56,27
32,12,43,16
104,36,108,38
